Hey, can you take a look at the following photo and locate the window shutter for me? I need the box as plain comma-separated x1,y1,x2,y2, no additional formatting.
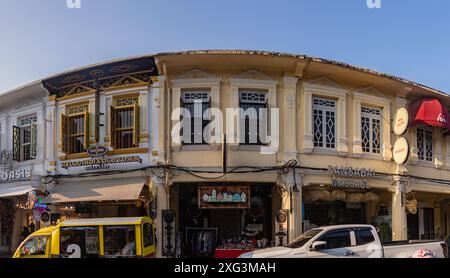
61,114,68,153
30,122,37,159
110,106,117,148
133,102,140,147
12,126,21,161
84,110,90,151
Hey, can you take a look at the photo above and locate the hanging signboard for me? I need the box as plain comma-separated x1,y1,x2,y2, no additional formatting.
393,108,410,136
198,185,250,209
393,137,410,165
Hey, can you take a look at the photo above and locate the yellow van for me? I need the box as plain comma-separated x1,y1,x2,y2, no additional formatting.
13,217,156,258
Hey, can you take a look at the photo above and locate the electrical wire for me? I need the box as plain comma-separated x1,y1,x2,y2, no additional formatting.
43,161,450,188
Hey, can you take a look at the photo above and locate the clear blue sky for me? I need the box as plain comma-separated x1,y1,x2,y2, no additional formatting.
1,0,449,93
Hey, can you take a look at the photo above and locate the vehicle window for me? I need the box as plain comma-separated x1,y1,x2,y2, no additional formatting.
104,225,136,257
288,229,323,248
19,236,48,256
60,227,100,258
318,230,351,249
355,229,375,245
143,223,154,248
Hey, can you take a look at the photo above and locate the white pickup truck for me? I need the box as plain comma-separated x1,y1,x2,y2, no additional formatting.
239,225,448,258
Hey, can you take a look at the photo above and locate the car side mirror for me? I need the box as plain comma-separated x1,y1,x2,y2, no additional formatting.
310,241,327,251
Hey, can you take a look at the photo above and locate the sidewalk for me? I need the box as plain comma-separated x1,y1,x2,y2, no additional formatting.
0,253,12,258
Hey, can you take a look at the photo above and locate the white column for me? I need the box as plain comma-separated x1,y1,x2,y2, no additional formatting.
154,176,168,258
337,95,348,156
46,97,57,173
282,76,298,161
352,99,363,157
150,76,166,162
301,90,314,153
282,170,303,242
391,174,408,240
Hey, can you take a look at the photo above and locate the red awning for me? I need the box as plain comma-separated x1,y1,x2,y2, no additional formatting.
409,98,450,130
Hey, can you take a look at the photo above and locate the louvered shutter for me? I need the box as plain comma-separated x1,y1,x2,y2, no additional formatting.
30,122,37,159
83,110,90,151
61,114,68,153
133,102,140,147
12,126,21,161
110,106,117,148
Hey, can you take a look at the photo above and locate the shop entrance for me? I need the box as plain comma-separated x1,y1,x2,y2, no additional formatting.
173,183,275,258
302,187,391,242
304,201,366,227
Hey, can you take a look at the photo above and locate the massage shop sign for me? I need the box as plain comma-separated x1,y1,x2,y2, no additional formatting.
0,150,32,182
61,145,142,170
328,165,376,190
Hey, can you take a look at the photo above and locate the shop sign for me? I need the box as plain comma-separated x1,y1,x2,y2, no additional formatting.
393,108,410,136
61,155,142,170
406,199,418,214
328,165,375,190
1,169,32,182
198,185,250,209
87,145,109,157
393,137,410,165
0,149,32,182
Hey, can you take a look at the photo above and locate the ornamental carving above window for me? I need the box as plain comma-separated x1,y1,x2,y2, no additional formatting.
115,97,139,107
67,104,88,116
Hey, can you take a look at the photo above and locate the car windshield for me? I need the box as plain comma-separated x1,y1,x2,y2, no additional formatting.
288,229,323,248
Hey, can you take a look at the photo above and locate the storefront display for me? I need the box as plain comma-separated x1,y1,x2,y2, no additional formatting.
174,183,275,258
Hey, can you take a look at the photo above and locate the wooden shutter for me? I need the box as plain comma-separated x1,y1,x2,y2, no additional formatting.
133,102,140,147
110,106,117,148
12,126,21,161
61,114,68,153
30,122,37,159
83,110,90,151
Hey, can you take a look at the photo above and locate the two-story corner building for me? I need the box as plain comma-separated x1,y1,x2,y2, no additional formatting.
0,82,49,253
39,56,161,238
151,50,450,258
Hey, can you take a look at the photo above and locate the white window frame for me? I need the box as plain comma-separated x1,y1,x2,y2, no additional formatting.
361,106,382,154
417,126,433,162
312,97,337,149
229,72,277,152
170,70,221,152
239,89,268,145
181,88,212,145
352,89,391,161
18,115,37,162
302,79,348,156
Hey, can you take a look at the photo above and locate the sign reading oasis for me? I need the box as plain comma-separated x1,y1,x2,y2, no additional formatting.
328,166,376,190
0,149,32,182
1,169,32,182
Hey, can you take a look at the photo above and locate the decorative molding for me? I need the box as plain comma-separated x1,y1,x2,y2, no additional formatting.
304,77,346,94
233,69,273,81
175,68,216,79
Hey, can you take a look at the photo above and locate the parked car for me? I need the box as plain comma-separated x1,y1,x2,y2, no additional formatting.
13,217,155,258
239,224,448,258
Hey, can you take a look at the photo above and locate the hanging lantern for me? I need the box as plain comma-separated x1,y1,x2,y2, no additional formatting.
346,193,364,203
363,192,379,203
331,190,346,202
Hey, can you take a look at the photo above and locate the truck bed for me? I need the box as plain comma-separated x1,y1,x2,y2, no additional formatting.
382,240,447,258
